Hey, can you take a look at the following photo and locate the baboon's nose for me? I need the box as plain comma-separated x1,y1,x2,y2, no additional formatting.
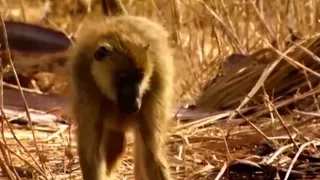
118,97,141,115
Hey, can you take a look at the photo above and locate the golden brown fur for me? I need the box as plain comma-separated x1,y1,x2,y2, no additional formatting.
68,15,174,180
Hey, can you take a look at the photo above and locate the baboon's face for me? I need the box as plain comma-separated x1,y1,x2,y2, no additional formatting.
90,40,152,115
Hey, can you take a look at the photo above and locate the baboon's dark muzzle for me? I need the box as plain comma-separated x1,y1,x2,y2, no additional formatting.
117,82,141,115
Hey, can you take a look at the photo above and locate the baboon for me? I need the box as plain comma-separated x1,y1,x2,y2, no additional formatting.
68,15,174,180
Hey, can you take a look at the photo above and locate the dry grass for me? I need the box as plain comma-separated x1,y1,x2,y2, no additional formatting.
0,0,320,179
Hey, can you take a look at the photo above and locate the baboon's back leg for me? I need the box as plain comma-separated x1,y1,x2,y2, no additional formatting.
104,130,126,176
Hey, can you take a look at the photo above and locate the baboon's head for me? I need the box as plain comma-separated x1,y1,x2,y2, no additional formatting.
90,33,153,115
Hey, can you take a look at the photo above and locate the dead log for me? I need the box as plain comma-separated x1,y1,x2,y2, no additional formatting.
196,36,320,111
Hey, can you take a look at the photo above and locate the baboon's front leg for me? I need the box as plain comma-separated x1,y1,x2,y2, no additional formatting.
133,103,171,180
73,93,106,180
76,118,105,180
134,126,170,180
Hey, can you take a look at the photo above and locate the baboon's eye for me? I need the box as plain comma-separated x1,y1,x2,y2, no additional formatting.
93,46,110,61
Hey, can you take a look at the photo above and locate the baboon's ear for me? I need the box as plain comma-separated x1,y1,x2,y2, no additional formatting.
93,46,111,61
